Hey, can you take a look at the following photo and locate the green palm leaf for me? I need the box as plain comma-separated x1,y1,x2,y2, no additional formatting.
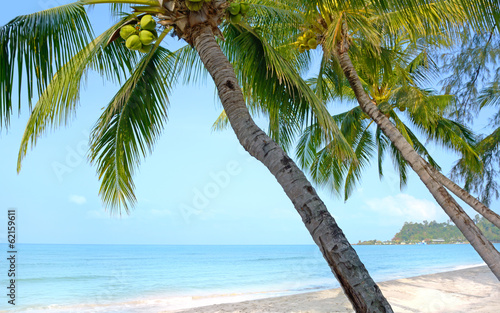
0,1,93,127
17,15,141,172
173,44,209,85
89,33,176,212
343,125,375,200
222,23,351,155
297,107,370,198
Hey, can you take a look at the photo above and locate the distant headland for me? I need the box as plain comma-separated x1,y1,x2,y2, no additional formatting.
355,215,500,245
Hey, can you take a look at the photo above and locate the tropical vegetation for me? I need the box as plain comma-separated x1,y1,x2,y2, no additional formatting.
394,217,500,243
357,217,500,244
1,0,392,311
1,0,500,311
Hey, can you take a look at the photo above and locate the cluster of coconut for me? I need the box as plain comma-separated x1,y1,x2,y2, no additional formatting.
296,30,318,53
185,0,211,11
120,15,158,53
227,2,250,23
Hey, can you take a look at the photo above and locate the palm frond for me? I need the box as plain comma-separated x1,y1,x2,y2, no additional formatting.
296,107,373,199
455,0,500,33
0,1,93,127
212,110,230,131
375,126,389,178
172,44,209,85
89,35,176,213
308,54,352,102
248,0,305,37
478,126,500,154
388,139,409,189
343,125,375,200
17,15,141,172
222,23,352,156
404,93,481,169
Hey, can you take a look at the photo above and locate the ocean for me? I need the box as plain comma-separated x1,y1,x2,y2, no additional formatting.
1,243,496,312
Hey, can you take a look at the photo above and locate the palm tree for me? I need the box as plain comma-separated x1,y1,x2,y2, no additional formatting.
298,38,500,230
273,0,500,278
0,1,394,311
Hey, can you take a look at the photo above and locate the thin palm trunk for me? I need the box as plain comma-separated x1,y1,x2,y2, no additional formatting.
191,25,393,313
335,31,500,280
424,161,500,229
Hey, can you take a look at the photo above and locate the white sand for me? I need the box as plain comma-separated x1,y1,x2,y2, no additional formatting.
168,266,499,313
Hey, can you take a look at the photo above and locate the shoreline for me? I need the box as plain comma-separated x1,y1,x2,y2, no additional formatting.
168,265,499,313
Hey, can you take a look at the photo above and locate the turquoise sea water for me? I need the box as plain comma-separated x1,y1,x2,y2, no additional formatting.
1,243,497,312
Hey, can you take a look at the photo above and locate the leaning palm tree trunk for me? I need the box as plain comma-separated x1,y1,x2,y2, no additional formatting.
424,162,500,229
335,31,500,281
191,25,393,313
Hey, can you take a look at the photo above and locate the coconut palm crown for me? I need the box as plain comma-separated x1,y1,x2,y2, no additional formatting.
298,40,480,201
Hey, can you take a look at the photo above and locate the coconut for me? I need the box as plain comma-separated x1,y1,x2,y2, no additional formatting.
230,13,243,23
126,35,142,51
305,30,315,38
308,38,317,47
228,3,241,15
186,0,204,11
139,45,153,54
139,30,156,45
240,3,250,14
120,25,137,40
140,15,156,31
299,45,306,53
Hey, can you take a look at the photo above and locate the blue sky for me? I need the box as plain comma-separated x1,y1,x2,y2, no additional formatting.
0,0,497,245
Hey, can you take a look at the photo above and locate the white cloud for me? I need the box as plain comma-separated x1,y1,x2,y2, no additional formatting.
69,195,87,205
365,193,447,222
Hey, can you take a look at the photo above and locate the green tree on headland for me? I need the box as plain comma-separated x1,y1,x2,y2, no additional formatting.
392,217,500,243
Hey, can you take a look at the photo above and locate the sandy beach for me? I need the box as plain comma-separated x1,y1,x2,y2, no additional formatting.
170,266,499,313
